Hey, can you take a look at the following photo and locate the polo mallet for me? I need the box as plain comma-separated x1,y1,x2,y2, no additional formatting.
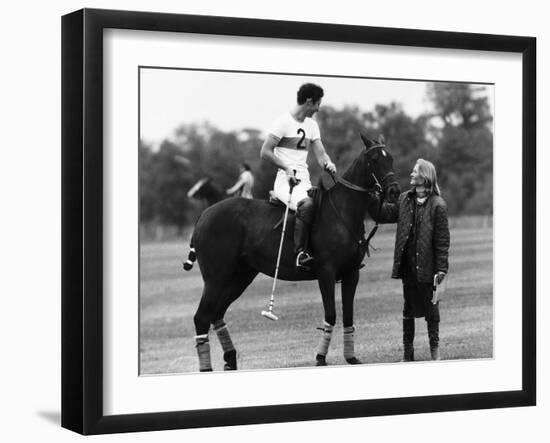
261,172,298,321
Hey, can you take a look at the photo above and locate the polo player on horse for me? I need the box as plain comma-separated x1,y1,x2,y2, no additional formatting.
260,83,336,269
183,83,401,372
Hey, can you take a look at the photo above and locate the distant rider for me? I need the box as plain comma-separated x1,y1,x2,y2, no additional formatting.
226,162,254,199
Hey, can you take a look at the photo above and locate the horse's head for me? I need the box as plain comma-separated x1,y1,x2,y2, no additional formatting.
359,133,401,203
187,176,225,206
187,177,212,200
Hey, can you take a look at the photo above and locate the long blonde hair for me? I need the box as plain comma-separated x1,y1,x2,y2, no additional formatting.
416,159,441,196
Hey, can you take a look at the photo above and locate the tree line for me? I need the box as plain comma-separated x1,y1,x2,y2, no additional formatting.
140,83,493,233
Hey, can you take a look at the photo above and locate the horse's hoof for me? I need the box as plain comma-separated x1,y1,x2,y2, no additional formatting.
346,357,362,365
199,367,213,372
223,363,237,371
315,354,327,366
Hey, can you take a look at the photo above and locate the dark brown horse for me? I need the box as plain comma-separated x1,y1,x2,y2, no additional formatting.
186,135,400,371
187,177,225,206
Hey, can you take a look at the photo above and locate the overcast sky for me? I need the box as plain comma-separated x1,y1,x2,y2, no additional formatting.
139,68,493,146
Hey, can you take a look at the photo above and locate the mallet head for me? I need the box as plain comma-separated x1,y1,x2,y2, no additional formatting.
261,310,279,321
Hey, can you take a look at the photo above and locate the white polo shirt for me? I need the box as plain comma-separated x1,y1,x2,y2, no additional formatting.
268,113,321,209
269,112,321,172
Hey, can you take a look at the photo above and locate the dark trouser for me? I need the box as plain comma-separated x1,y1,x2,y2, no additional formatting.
294,197,315,254
402,278,440,322
402,275,440,360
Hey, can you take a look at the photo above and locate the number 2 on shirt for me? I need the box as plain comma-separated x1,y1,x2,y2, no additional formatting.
296,128,306,150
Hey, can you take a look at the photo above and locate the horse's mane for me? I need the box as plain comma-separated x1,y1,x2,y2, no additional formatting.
341,148,369,186
340,136,382,188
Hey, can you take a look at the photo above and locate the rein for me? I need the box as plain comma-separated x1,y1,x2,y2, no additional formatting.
325,143,396,258
327,143,397,194
330,174,380,193
364,198,383,257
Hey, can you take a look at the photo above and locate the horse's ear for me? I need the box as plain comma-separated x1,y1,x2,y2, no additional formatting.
378,134,386,145
359,132,370,148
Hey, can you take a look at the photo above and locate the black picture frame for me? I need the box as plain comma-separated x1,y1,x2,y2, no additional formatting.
61,8,536,435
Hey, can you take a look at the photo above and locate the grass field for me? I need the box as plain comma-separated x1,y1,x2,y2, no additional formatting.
139,225,493,374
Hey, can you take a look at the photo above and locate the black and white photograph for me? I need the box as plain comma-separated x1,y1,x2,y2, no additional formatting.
2,0,545,441
138,68,494,374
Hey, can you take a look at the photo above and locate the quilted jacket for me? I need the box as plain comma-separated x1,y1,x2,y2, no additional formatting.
370,189,450,283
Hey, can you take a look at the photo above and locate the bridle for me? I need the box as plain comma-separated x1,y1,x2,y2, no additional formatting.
363,144,399,194
328,144,398,195
327,143,398,258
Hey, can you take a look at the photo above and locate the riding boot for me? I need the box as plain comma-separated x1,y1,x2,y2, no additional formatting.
402,318,415,362
294,217,314,269
428,321,440,360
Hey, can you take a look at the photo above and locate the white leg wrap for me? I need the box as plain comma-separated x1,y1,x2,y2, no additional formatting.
213,320,235,354
343,325,356,360
315,321,334,357
195,334,212,371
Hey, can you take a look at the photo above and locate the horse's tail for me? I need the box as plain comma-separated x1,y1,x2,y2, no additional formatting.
183,235,197,271
183,208,210,271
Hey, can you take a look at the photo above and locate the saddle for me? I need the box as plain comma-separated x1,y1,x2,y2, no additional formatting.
268,185,366,272
269,186,322,231
268,191,296,212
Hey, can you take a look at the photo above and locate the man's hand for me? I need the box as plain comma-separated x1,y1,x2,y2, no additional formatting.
286,169,300,187
324,161,336,175
436,271,446,285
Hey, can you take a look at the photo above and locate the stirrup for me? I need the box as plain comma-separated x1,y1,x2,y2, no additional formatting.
296,250,314,269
